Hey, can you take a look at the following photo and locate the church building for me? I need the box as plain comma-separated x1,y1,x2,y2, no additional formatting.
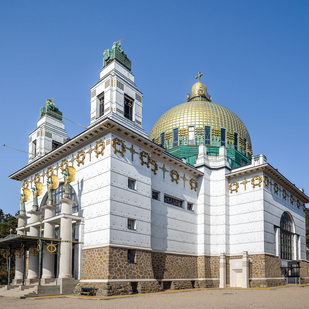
2,41,309,296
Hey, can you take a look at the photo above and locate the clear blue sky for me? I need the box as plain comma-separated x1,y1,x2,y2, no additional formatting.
1,0,309,215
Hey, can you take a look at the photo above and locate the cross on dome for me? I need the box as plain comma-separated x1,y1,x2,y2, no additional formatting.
195,72,203,82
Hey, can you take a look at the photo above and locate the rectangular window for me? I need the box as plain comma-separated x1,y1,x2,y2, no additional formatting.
124,94,133,121
128,219,136,230
164,195,183,208
98,92,104,117
128,178,136,190
221,128,226,146
160,132,165,147
205,126,211,145
32,140,37,157
173,128,179,147
188,126,195,145
187,203,194,211
128,249,135,263
152,191,159,200
234,133,238,150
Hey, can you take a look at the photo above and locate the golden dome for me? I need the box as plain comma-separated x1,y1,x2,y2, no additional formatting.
149,100,252,150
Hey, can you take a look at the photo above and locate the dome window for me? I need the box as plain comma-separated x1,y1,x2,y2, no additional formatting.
221,128,226,147
173,128,179,147
234,133,238,151
205,126,211,145
188,127,195,145
160,132,165,147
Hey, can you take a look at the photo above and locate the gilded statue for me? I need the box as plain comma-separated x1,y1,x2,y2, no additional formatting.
63,167,71,196
47,176,53,201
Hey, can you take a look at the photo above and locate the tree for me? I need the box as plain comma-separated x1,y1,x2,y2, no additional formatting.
0,209,18,285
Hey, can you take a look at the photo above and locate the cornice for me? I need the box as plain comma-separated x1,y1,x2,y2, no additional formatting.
226,163,309,203
9,117,203,181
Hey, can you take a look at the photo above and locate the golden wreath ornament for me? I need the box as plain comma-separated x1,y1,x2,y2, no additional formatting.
15,244,25,258
297,199,301,209
290,195,294,205
139,151,150,167
22,179,29,189
76,150,86,166
94,140,105,158
34,173,41,183
60,159,69,174
302,204,306,212
190,179,198,192
111,138,126,157
170,170,180,184
263,176,269,189
273,183,279,195
229,181,239,193
47,167,54,178
46,242,57,253
251,175,262,188
29,246,39,256
282,189,287,200
3,247,10,260
150,159,158,175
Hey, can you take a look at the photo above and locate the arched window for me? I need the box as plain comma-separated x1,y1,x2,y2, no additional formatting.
280,212,294,260
40,183,78,216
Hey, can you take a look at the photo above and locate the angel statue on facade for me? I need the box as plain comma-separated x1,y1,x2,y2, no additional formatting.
20,189,26,212
47,176,53,202
63,167,71,196
32,184,39,207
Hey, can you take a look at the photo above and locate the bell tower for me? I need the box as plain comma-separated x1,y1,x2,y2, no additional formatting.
89,40,147,138
28,99,69,162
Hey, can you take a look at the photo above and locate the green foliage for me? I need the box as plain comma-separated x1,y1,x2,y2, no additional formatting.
0,209,18,285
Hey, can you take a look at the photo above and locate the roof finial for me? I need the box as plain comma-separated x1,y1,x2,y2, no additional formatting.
195,72,203,82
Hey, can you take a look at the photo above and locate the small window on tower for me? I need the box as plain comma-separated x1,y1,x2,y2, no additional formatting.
98,92,104,117
124,94,133,121
188,126,195,145
52,140,62,150
173,128,179,147
221,128,226,147
205,126,211,145
127,218,136,230
32,140,37,157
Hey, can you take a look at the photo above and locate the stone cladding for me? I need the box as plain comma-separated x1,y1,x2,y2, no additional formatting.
79,247,309,295
151,252,197,279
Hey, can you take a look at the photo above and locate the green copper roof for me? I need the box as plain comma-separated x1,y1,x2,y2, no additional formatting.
103,40,131,71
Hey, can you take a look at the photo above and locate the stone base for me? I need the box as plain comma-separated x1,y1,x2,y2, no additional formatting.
249,279,286,288
12,279,23,285
56,278,79,294
195,279,219,288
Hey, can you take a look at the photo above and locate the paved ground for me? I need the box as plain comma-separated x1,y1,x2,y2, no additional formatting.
1,285,308,309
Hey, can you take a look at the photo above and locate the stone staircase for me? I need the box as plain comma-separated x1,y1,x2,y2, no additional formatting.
0,285,36,298
0,278,78,298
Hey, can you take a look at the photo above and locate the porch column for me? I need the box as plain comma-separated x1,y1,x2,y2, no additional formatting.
14,211,29,283
58,197,75,278
219,253,226,288
41,202,57,279
27,208,42,280
242,251,249,288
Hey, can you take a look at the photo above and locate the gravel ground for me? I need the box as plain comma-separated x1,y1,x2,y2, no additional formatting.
1,285,309,309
